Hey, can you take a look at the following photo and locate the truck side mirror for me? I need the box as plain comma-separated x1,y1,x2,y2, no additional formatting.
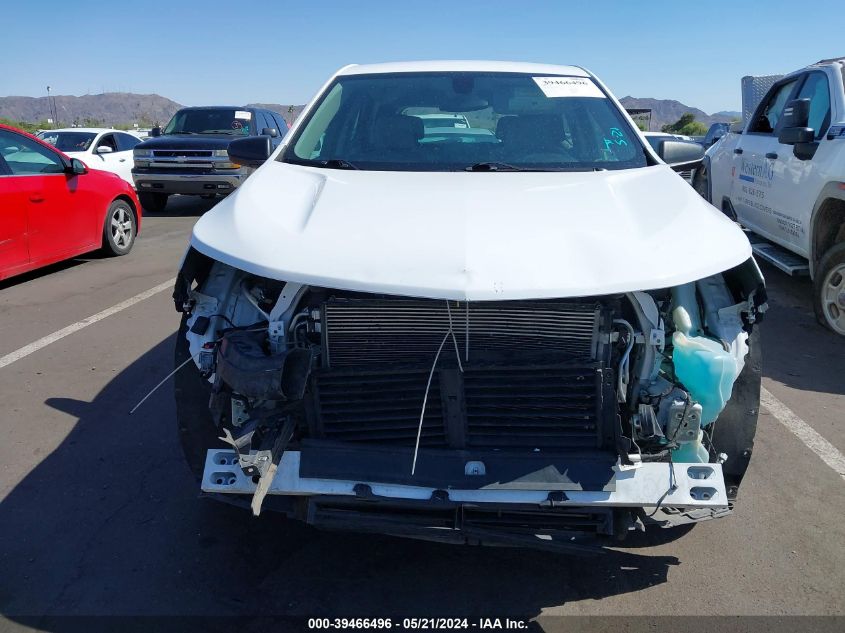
782,98,810,128
261,127,279,138
151,126,162,138
778,99,817,160
778,127,815,145
657,140,705,171
228,136,272,167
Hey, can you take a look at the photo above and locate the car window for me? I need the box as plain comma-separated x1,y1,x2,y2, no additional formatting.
749,79,799,134
38,131,97,152
273,113,287,133
0,129,65,175
96,134,118,152
116,133,141,151
258,112,272,133
795,72,831,139
282,72,646,172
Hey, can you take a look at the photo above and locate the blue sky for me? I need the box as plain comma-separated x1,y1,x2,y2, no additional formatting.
1,0,841,113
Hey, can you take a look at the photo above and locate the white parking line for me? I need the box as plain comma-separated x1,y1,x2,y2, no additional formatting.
762,386,845,482
0,278,175,370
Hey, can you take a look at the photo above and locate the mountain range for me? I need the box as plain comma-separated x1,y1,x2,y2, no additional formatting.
0,92,736,131
618,97,740,131
0,93,304,128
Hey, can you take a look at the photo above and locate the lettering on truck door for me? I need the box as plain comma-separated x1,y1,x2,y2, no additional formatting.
731,77,800,246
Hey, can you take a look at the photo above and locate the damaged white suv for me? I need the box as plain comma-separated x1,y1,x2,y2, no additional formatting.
172,61,766,551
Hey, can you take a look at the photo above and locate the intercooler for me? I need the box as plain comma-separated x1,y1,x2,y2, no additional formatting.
303,297,616,451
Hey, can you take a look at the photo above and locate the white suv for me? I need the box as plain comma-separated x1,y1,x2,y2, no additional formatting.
696,57,845,335
170,61,766,549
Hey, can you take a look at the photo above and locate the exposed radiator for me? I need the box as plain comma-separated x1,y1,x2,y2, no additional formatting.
306,296,613,451
322,298,602,367
309,361,605,450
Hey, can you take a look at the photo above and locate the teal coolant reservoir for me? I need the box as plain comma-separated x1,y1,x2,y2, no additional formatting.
671,301,740,427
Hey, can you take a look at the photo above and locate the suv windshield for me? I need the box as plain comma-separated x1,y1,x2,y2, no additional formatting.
281,72,646,172
164,108,252,136
37,131,97,152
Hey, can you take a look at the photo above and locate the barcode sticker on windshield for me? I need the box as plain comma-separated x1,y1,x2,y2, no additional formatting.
533,77,604,98
235,110,251,120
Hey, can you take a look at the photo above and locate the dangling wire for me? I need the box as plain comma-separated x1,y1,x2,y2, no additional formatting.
446,301,464,374
411,331,450,475
129,351,202,414
411,301,466,475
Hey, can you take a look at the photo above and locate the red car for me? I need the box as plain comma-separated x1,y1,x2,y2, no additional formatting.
0,124,141,281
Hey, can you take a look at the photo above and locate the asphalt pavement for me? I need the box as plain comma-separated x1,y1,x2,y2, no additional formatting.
0,195,843,631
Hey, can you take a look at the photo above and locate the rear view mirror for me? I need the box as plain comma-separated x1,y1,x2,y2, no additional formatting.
95,146,113,154
261,127,279,138
657,140,704,170
228,136,272,167
150,127,162,137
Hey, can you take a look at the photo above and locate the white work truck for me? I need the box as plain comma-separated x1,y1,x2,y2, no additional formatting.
695,57,845,335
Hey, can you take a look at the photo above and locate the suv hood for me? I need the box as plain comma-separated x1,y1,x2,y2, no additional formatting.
190,162,751,300
135,135,241,151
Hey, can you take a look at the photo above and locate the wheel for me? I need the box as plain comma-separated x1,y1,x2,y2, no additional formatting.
814,242,845,335
101,199,137,256
138,192,168,213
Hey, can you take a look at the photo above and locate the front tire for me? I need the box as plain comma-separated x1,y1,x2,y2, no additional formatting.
101,199,137,256
813,242,845,336
139,192,169,213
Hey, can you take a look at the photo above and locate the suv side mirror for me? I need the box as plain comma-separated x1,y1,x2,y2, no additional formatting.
228,136,272,167
657,140,705,170
261,127,279,138
95,145,114,154
150,126,162,137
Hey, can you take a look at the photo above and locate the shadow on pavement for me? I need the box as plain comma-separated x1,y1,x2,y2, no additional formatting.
0,255,106,291
758,262,845,396
142,195,219,219
0,336,681,627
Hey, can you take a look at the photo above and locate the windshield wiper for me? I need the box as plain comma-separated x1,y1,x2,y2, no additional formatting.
317,158,360,170
465,161,526,172
172,131,194,135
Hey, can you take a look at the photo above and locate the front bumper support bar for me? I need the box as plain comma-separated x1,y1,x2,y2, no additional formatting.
202,449,728,509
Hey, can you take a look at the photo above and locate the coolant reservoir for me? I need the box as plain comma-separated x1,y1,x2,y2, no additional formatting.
671,305,740,426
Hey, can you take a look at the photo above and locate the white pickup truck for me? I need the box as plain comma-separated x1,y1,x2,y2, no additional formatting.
695,57,845,335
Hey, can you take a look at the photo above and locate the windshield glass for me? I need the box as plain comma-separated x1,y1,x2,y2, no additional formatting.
281,72,646,172
37,131,97,152
163,108,252,135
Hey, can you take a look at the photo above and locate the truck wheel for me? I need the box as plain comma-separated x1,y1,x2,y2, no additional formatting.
139,192,169,213
813,242,845,335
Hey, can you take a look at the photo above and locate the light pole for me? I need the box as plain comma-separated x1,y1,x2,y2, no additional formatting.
46,86,58,128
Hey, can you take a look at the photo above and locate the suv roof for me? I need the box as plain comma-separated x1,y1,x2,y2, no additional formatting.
337,60,589,77
176,106,253,111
